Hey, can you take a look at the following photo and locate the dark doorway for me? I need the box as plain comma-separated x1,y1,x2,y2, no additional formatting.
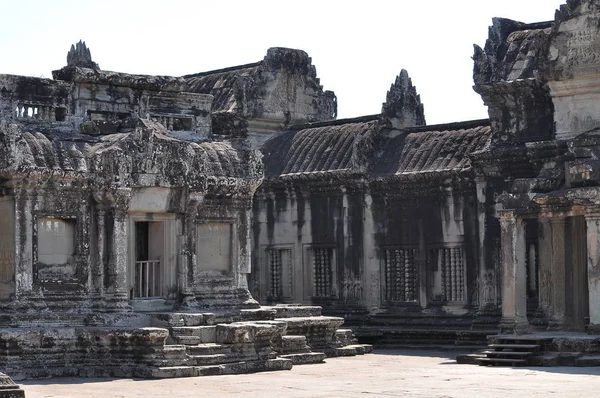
566,216,589,331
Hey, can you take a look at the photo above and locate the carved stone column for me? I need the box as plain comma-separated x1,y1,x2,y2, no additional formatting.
178,193,202,308
104,188,131,309
91,191,107,301
548,217,567,329
585,213,600,333
537,218,553,319
362,192,379,312
498,212,529,334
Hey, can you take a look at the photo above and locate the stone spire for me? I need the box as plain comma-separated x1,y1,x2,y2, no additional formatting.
67,40,100,70
382,69,426,129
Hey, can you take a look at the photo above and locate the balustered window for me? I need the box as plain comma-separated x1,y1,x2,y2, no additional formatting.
439,247,465,303
266,247,293,300
15,103,66,121
384,248,418,303
309,247,334,298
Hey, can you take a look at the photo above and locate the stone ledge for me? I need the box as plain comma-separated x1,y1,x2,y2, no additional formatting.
0,373,25,398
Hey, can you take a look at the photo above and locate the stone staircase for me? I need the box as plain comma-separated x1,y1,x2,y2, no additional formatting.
457,334,600,367
147,304,372,378
0,305,371,380
458,336,548,366
474,340,542,367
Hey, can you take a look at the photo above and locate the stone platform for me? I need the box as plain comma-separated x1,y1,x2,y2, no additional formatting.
0,373,24,398
0,305,371,380
456,332,600,367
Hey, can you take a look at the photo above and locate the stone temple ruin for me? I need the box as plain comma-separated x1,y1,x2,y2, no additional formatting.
254,0,600,366
0,41,368,380
4,0,600,382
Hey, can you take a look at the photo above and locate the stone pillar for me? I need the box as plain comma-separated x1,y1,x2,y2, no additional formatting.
13,190,34,295
498,212,529,334
538,218,553,317
586,213,600,333
362,192,379,312
91,206,106,298
105,189,131,309
108,209,129,300
549,217,567,329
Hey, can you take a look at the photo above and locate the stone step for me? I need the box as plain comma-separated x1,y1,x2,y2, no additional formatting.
575,355,600,366
481,350,533,357
150,366,197,378
456,353,487,365
279,352,326,365
335,328,357,345
189,354,242,366
488,344,540,350
281,335,307,343
218,358,293,375
239,308,277,321
265,305,322,318
346,344,373,354
152,313,205,328
147,358,189,367
280,316,345,327
280,335,309,353
155,345,188,362
326,344,373,357
150,358,295,378
170,325,217,343
476,357,528,366
173,335,201,345
186,343,232,356
336,329,354,337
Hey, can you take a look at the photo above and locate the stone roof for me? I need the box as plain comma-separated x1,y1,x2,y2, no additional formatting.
473,19,552,86
182,63,261,113
373,120,492,178
0,118,261,193
261,117,492,182
261,117,379,179
500,26,552,81
52,67,186,91
181,48,336,123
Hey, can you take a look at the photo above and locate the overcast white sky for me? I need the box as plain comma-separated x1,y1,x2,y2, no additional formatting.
0,1,563,125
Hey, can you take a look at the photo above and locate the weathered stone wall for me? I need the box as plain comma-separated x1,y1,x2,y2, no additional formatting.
0,117,263,313
182,47,337,148
251,183,366,309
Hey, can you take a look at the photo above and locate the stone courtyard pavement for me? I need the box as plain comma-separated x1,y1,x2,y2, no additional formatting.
20,349,600,397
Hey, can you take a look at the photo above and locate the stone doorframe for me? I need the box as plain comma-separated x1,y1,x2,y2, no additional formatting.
499,208,593,334
127,213,178,306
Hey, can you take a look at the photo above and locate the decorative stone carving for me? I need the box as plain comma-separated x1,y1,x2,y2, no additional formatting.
381,69,426,129
67,40,100,70
341,273,362,304
384,249,418,303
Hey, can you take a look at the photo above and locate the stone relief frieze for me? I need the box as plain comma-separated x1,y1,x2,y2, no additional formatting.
341,273,362,304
